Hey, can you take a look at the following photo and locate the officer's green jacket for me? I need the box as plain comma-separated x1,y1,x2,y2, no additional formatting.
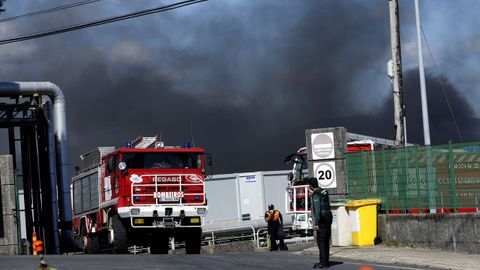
311,187,329,224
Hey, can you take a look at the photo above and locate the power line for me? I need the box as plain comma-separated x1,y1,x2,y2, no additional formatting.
421,25,463,142
0,0,102,24
0,0,207,45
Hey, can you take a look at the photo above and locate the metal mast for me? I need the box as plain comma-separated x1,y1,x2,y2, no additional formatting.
415,0,431,146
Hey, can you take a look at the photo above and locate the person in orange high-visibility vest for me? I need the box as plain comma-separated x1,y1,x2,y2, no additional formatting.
264,204,288,251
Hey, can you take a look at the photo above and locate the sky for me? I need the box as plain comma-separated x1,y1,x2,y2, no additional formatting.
0,0,479,174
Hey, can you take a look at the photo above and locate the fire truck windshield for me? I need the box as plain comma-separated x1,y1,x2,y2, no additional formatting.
122,152,201,169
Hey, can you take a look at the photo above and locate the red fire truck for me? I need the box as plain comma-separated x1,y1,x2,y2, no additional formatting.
72,137,208,254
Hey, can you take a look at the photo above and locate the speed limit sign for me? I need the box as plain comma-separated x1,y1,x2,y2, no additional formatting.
313,161,337,188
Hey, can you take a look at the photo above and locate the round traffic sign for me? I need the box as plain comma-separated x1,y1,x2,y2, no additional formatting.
313,161,336,188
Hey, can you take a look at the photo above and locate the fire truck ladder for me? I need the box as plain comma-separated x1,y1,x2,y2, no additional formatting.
347,132,416,147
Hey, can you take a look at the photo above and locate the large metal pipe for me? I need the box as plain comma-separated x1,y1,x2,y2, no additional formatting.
44,100,61,254
0,82,73,251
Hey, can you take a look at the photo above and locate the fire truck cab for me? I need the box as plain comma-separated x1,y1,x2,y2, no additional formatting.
72,137,208,254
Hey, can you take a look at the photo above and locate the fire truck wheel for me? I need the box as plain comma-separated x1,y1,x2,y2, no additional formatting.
87,235,101,254
185,228,202,254
150,235,169,254
79,222,89,253
108,214,129,254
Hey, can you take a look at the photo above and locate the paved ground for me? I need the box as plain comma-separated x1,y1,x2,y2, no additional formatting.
302,245,480,270
0,252,441,270
0,244,478,269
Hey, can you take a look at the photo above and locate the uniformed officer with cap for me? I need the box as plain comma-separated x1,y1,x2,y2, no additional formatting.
308,177,332,268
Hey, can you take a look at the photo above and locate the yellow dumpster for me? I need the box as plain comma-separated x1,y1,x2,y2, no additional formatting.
345,199,381,246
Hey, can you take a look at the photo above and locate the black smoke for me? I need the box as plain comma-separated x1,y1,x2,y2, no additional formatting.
399,70,479,144
0,1,477,173
333,69,480,146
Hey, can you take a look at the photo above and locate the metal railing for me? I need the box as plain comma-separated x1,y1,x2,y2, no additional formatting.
203,218,311,249
203,225,257,246
208,217,253,224
285,185,310,214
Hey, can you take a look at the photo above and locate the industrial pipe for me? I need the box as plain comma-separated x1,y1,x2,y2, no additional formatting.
44,100,61,254
0,82,73,252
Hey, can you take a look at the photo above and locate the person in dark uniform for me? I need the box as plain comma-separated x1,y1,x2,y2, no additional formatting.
264,204,288,251
308,178,332,268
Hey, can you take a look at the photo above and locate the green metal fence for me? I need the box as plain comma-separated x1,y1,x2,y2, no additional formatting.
346,141,480,213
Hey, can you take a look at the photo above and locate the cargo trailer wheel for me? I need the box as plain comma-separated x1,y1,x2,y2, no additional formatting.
185,228,202,254
108,214,129,254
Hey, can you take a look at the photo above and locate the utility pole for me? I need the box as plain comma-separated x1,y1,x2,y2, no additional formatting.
388,0,406,147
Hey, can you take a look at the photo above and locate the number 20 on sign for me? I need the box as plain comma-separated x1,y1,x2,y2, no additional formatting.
313,161,337,188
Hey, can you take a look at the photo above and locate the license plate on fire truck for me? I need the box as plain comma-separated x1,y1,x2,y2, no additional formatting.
154,191,184,202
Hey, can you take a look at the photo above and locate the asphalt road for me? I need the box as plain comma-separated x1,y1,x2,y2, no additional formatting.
0,252,440,270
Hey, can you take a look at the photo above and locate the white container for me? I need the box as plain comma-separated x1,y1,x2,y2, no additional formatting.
331,201,352,246
205,170,293,223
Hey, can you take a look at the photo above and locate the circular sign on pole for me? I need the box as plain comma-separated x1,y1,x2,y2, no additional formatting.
313,161,337,188
311,132,335,160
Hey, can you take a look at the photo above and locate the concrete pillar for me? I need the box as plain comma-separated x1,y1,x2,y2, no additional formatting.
0,155,18,255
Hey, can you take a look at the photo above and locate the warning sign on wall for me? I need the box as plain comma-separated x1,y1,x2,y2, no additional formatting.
311,132,335,160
